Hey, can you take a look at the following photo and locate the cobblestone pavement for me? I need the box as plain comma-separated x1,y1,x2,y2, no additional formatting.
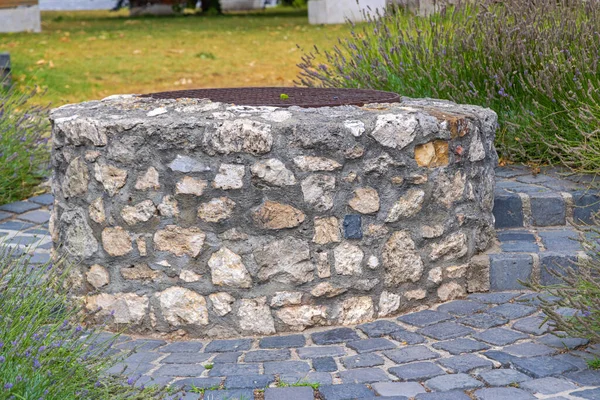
2,170,600,399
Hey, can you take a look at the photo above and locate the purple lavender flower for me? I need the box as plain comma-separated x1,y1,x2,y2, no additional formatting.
4,383,13,390
0,356,5,363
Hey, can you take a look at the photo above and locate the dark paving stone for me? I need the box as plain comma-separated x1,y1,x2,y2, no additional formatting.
564,369,600,386
372,381,426,397
0,201,41,214
552,352,591,370
28,194,54,205
204,339,253,353
263,361,310,375
500,241,540,253
519,377,577,395
116,339,167,351
489,304,537,320
493,193,524,228
18,210,50,224
496,230,536,242
312,356,338,372
341,353,384,369
437,300,487,316
6,235,43,245
243,349,290,362
540,253,578,285
279,372,332,386
572,388,600,400
124,352,163,364
212,352,241,363
474,328,528,346
489,254,533,290
512,316,550,335
297,346,346,359
207,363,260,377
432,338,490,355
474,387,536,400
388,362,445,381
346,338,396,353
415,391,472,400
481,351,517,367
478,369,531,386
343,214,362,239
319,384,374,400
572,191,600,224
161,341,204,353
224,374,275,389
28,252,51,264
265,386,314,400
383,345,440,364
388,329,426,344
357,320,403,337
25,228,50,236
437,354,494,373
154,364,205,377
161,353,211,364
511,356,579,378
468,291,521,304
530,194,566,227
311,328,360,345
259,334,306,349
425,373,484,392
539,229,581,252
172,377,222,391
105,362,154,376
502,342,556,357
167,392,200,400
201,389,254,400
338,367,390,384
0,220,35,231
495,166,531,178
418,322,475,340
131,375,173,389
0,211,12,221
397,310,453,327
360,397,408,400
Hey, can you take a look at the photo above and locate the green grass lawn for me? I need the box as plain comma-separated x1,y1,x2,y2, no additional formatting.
0,8,350,107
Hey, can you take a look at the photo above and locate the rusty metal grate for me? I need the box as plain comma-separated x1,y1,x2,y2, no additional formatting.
140,87,400,108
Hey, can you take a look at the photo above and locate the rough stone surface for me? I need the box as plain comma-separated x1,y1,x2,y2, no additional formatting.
198,197,236,223
237,297,276,335
175,176,207,196
301,174,336,211
157,287,208,327
339,296,374,325
253,201,305,230
121,200,156,225
153,226,205,257
209,292,235,316
349,187,380,214
333,242,364,276
209,247,252,288
102,226,132,256
94,163,127,196
382,231,424,285
251,158,297,186
86,264,109,289
135,167,160,190
313,217,341,244
213,163,245,190
255,237,314,285
386,189,425,222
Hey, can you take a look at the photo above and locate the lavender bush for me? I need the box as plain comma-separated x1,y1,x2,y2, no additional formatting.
0,247,178,399
0,84,50,204
297,0,600,171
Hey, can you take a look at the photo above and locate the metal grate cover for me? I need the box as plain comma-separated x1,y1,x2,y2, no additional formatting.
141,87,401,108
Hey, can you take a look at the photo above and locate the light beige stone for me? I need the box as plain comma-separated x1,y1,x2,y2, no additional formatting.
102,226,132,257
434,171,466,208
86,264,109,289
198,197,236,223
255,237,314,285
367,255,380,270
136,237,147,256
158,287,208,327
313,216,341,244
405,289,427,301
180,270,202,282
176,176,208,196
407,173,428,184
379,291,402,317
121,200,156,225
237,297,276,335
209,292,235,316
430,232,468,261
437,281,466,301
85,150,101,162
316,251,331,278
213,164,245,190
59,209,98,258
250,158,297,186
428,267,443,284
209,247,252,288
345,145,365,159
391,176,404,185
153,225,206,257
339,296,374,325
334,242,364,276
135,167,160,190
349,187,380,214
344,172,358,183
121,263,160,281
446,264,468,279
206,118,273,155
89,197,106,224
415,140,449,168
467,254,490,293
62,157,89,198
382,231,424,285
365,224,389,238
270,292,303,307
311,282,347,298
86,293,148,324
293,156,342,172
469,132,486,162
422,225,444,239
219,228,249,241
276,305,327,331
386,189,425,222
344,120,365,137
158,195,179,217
94,163,127,196
301,174,335,211
370,113,418,149
253,201,305,230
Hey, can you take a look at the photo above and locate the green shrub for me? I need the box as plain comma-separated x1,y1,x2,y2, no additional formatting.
0,248,178,399
0,85,50,205
297,0,600,172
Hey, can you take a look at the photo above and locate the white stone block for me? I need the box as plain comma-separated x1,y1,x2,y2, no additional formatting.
0,5,41,33
308,0,386,24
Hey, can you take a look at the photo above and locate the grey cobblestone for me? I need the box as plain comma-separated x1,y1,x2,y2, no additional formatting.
265,387,313,400
205,339,253,353
418,322,474,340
432,338,490,355
437,354,494,373
346,338,396,353
319,384,374,400
312,356,338,372
338,367,390,384
478,369,531,386
425,373,484,391
312,328,360,345
474,387,536,400
437,300,487,316
397,310,453,327
259,334,305,349
388,362,445,381
473,328,528,346
383,346,440,364
341,353,385,369
519,377,577,395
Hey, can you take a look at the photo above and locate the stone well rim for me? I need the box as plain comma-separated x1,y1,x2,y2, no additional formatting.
139,86,401,108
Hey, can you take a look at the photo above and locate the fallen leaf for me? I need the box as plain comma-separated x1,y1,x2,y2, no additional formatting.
35,59,46,65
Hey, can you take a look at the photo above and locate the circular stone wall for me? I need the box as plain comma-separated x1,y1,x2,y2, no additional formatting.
49,93,497,338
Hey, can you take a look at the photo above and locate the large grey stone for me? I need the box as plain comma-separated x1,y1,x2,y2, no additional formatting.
425,373,484,392
474,387,536,400
388,362,445,381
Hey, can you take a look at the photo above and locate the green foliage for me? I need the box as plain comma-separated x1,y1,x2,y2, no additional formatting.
277,380,320,389
0,248,178,399
297,0,600,172
587,357,600,369
0,84,50,204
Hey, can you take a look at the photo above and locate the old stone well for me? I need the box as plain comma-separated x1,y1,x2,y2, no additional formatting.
49,88,498,338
